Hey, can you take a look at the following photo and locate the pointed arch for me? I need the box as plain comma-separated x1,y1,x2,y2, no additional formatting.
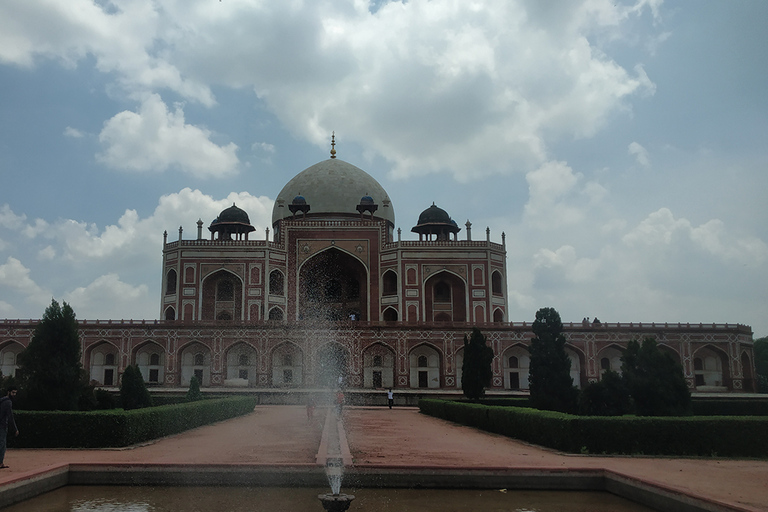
298,247,368,321
200,269,244,322
363,342,395,388
502,344,531,390
133,340,165,385
382,269,398,296
271,342,303,387
693,344,730,389
225,342,258,386
424,270,466,323
383,307,398,322
269,269,285,296
0,341,25,379
179,342,211,386
409,343,442,388
166,268,177,295
86,340,120,386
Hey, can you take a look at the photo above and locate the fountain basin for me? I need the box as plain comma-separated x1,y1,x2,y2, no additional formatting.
318,492,356,512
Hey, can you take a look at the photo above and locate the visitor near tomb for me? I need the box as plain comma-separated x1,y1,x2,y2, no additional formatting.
0,387,19,469
387,388,394,409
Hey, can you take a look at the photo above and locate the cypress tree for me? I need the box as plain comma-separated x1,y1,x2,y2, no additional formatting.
18,299,83,410
461,328,494,400
527,307,578,413
120,364,153,410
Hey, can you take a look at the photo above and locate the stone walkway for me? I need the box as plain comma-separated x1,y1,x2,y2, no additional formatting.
0,406,766,511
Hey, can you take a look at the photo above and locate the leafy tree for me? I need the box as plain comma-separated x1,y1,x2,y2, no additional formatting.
186,375,203,402
120,364,153,410
17,299,83,410
754,336,768,393
621,337,691,416
527,307,579,413
461,328,494,400
579,370,631,416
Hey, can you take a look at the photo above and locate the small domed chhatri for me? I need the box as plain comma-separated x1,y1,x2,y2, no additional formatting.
412,203,461,241
209,203,255,241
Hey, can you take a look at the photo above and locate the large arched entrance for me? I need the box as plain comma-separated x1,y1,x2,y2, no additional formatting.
299,248,368,321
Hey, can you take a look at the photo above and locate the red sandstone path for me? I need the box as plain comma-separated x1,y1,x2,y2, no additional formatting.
0,406,766,511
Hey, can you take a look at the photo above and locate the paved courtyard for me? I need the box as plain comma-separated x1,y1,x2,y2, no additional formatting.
0,405,766,511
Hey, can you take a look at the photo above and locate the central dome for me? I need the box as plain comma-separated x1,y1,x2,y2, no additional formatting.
272,158,394,226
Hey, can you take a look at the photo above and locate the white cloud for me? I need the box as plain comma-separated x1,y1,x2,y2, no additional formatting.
0,190,274,320
524,160,597,228
96,94,240,177
63,126,85,138
38,246,56,261
0,204,26,230
0,257,50,311
1,0,659,180
628,141,650,166
0,0,214,104
63,273,150,320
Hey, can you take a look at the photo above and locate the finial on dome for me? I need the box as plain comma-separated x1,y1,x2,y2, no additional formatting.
330,131,337,159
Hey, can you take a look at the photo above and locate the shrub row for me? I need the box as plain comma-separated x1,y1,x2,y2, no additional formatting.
419,399,768,457
690,399,768,416
11,396,257,448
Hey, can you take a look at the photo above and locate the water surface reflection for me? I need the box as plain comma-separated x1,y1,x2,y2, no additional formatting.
4,486,656,512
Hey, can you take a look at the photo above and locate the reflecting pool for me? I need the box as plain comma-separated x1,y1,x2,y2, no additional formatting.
3,486,656,512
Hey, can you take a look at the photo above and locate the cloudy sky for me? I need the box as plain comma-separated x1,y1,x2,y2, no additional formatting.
1,0,766,337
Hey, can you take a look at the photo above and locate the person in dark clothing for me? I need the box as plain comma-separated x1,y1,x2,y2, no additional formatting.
0,387,19,469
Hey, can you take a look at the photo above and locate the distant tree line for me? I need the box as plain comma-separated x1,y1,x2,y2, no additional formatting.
461,306,693,416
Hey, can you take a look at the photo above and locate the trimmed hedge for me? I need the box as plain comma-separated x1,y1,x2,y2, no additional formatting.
419,399,768,457
11,396,257,448
690,399,768,416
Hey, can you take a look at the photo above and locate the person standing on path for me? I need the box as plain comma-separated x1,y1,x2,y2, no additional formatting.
387,388,394,409
0,386,19,469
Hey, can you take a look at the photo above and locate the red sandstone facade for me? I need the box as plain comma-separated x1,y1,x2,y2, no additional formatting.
0,153,756,392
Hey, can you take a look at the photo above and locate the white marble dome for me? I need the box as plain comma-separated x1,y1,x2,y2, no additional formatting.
272,158,394,226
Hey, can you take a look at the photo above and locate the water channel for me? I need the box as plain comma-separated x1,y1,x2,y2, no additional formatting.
2,485,657,512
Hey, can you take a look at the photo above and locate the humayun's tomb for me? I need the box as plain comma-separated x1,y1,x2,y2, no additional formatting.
0,140,757,393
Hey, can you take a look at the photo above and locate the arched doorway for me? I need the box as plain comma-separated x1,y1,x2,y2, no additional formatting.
409,345,441,388
88,342,119,386
134,341,165,386
272,344,303,387
363,343,395,388
693,346,729,389
226,342,258,386
597,346,624,376
502,345,530,390
180,343,211,386
299,248,368,321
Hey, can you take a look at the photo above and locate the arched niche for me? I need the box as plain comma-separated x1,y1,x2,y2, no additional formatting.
201,269,243,322
179,342,211,387
409,344,441,388
134,341,165,386
272,343,303,387
363,343,395,388
225,342,258,387
87,341,119,386
424,271,466,322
